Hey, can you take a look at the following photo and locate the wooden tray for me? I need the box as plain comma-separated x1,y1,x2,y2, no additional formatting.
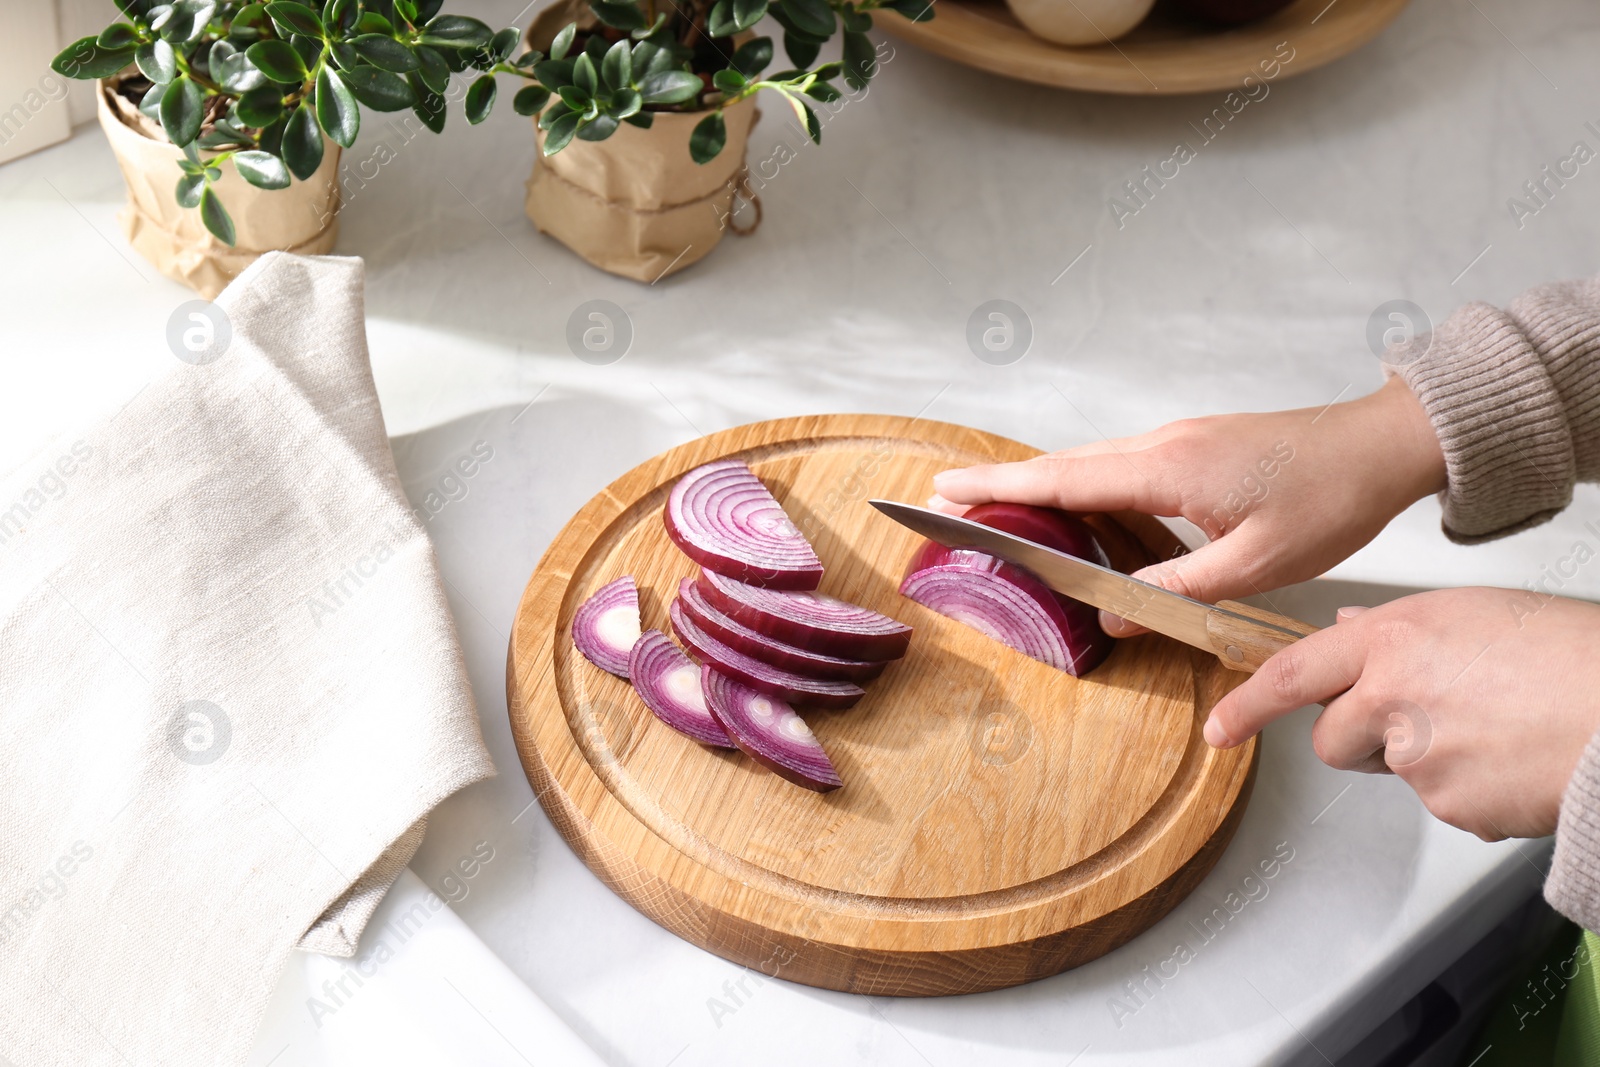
506,414,1257,996
879,0,1411,94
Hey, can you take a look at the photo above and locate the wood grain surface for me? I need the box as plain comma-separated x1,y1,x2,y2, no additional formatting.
879,0,1411,95
506,414,1258,996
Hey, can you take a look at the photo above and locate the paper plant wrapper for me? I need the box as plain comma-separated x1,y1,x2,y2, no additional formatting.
524,98,758,282
96,77,342,298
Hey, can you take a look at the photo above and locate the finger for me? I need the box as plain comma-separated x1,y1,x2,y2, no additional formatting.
926,493,968,516
1308,688,1395,772
1336,605,1370,623
1203,626,1366,748
932,452,1179,516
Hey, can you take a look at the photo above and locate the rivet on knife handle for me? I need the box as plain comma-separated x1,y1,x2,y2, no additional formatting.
1205,600,1321,673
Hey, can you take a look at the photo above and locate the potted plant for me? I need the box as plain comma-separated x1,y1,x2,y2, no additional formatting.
494,0,933,281
52,1,516,297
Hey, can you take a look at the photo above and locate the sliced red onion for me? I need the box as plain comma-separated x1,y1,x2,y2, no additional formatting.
675,579,887,683
900,503,1115,676
571,575,641,678
627,630,735,748
695,568,911,661
669,598,865,710
664,460,824,590
702,666,843,792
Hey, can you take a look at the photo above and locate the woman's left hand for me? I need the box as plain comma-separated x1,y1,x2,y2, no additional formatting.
1203,587,1600,840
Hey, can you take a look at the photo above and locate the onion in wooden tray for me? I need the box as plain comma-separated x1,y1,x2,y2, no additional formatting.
669,598,867,710
664,459,825,590
701,666,843,793
695,568,912,660
900,503,1115,676
627,629,735,748
569,575,640,678
674,578,889,683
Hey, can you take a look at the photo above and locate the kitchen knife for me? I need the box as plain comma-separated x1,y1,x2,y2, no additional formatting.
869,500,1319,673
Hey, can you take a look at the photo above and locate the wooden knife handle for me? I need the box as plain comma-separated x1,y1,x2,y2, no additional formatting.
1205,600,1321,673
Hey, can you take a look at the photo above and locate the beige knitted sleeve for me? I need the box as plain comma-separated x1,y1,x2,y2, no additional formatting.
1390,276,1600,543
1389,275,1600,930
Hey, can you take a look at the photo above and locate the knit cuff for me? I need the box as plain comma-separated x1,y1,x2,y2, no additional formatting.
1546,726,1600,932
1391,301,1576,544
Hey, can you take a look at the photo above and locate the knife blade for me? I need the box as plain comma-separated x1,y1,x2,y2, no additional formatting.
868,499,1318,673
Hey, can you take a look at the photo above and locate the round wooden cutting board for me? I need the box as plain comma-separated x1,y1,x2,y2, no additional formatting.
506,414,1257,996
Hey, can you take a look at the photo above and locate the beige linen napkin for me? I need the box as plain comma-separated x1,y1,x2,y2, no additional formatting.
0,253,495,1066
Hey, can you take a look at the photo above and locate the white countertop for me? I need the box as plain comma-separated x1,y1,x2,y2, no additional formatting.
5,0,1600,1062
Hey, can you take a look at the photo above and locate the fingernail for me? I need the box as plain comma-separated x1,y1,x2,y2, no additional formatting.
1099,610,1133,635
931,469,964,490
1203,717,1232,748
1336,605,1370,622
927,493,951,510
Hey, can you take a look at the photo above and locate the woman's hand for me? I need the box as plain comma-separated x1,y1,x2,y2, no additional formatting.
1204,588,1600,840
931,377,1447,634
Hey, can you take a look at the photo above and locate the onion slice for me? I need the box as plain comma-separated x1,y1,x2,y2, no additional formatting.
669,598,865,710
901,553,1111,675
696,569,912,661
664,460,824,590
628,630,735,748
675,579,887,683
702,667,843,792
571,575,641,678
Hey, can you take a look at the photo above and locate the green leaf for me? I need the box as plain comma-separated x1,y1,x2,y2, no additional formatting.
394,0,418,21
139,81,165,122
247,40,307,83
355,11,394,33
689,111,725,164
414,44,449,91
557,85,589,111
610,87,641,118
887,0,935,20
134,39,176,83
638,69,700,105
575,112,619,141
631,12,667,38
841,30,875,89
533,58,574,88
731,37,772,76
419,14,492,48
550,24,576,61
234,149,291,188
841,5,871,31
805,79,841,102
340,65,416,110
538,100,573,130
214,47,267,92
199,184,236,246
706,0,738,37
408,73,447,132
98,23,140,49
543,109,580,154
779,0,834,37
489,27,520,62
572,52,597,95
324,0,356,31
623,110,652,128
175,172,205,208
265,1,323,37
350,34,420,72
235,85,284,126
782,30,820,68
314,65,360,146
230,3,271,40
51,37,137,80
712,68,745,93
512,84,550,116
589,1,647,30
281,102,324,178
160,74,203,146
600,39,631,90
733,0,768,29
160,0,216,43
464,74,496,123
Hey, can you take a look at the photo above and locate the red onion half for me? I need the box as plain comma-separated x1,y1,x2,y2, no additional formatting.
669,598,865,710
676,579,887,683
571,575,641,678
664,460,824,590
900,504,1114,677
628,630,735,748
702,667,843,793
696,569,912,661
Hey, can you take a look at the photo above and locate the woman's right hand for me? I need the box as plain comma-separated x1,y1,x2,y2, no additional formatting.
930,376,1448,633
